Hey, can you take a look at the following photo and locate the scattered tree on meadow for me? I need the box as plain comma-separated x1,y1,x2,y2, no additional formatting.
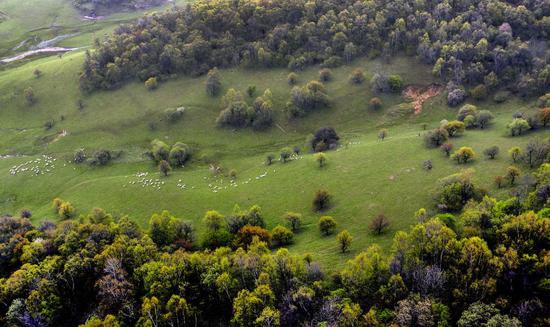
378,129,388,141
483,146,499,159
507,118,530,136
283,212,302,232
319,68,332,82
246,85,256,98
440,143,453,157
425,128,449,147
310,127,339,152
337,230,353,253
506,166,521,185
287,73,298,85
442,121,465,137
349,69,365,84
145,76,158,90
313,189,331,211
159,160,172,176
33,69,42,78
315,152,327,168
318,216,336,236
265,154,275,165
369,97,382,110
271,225,293,246
280,147,292,163
369,214,390,235
24,87,35,105
451,147,475,164
494,175,504,188
205,68,222,96
508,147,522,163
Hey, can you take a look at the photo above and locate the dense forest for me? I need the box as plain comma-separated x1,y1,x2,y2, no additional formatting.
1,162,549,326
80,0,550,104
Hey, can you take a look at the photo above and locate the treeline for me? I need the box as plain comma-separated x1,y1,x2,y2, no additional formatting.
80,0,550,102
1,186,549,325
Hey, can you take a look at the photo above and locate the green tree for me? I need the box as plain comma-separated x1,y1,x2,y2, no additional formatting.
24,87,35,105
159,160,172,176
283,212,302,232
314,152,327,167
508,147,522,162
318,216,336,235
506,166,521,185
145,77,158,90
451,147,475,164
507,118,530,136
280,147,292,163
271,225,294,246
205,67,222,96
337,230,353,253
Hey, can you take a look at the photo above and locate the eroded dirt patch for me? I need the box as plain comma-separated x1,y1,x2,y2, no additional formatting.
403,84,443,114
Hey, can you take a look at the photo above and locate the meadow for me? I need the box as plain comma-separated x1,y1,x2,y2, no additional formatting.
0,46,545,268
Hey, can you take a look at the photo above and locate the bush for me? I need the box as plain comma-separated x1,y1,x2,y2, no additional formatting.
159,160,172,176
280,147,292,163
336,230,352,253
369,214,390,235
370,73,389,92
440,143,453,157
378,129,388,140
24,87,35,105
387,74,403,92
169,142,190,166
493,91,510,103
442,121,465,137
234,225,271,249
283,212,302,232
90,150,112,166
476,110,494,129
369,97,383,110
271,225,294,246
246,85,256,97
314,152,327,167
289,81,330,116
425,128,449,147
451,147,475,164
506,166,521,185
447,88,467,107
507,118,530,136
318,216,336,235
287,73,298,85
150,139,170,162
321,56,343,68
483,146,499,159
456,104,478,121
165,107,185,123
58,202,75,219
311,127,339,152
74,149,87,164
319,68,332,82
265,154,275,165
205,68,222,96
145,77,158,90
423,160,433,170
349,69,365,84
313,189,331,211
471,84,487,100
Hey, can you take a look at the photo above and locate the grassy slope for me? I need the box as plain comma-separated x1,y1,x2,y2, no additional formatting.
0,48,545,269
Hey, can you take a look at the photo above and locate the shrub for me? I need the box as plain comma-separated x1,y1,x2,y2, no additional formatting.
369,97,382,110
58,202,75,219
508,147,522,163
266,154,275,165
313,189,331,211
425,128,449,147
246,85,256,98
74,149,87,164
442,121,465,137
150,139,170,162
440,143,453,157
423,160,433,170
464,115,477,128
289,81,330,116
33,69,42,78
24,87,35,105
272,225,294,246
538,108,550,127
319,68,332,82
494,175,504,188
483,146,499,159
506,166,521,185
145,77,158,90
471,84,487,100
538,93,550,108
20,209,32,219
349,69,365,84
165,107,185,123
378,129,388,140
447,88,467,107
283,212,302,232
387,74,403,92
159,160,172,176
205,68,222,96
280,147,292,163
451,147,475,164
90,150,112,166
456,104,478,121
229,169,237,179
336,230,352,253
371,73,389,92
507,118,530,136
169,142,190,166
318,216,336,235
476,110,494,129
369,214,390,235
216,99,250,128
321,56,343,68
287,73,298,85
436,170,485,211
314,152,327,168
311,127,339,152
234,225,271,249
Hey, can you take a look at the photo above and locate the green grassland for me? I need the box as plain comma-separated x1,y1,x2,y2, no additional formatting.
0,0,190,57
0,45,546,268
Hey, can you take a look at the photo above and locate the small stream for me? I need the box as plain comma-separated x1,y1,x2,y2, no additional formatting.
1,33,81,64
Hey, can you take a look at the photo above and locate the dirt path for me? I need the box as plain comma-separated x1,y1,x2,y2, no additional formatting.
402,84,443,114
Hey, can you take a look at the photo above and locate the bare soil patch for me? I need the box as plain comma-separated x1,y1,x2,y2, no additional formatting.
402,84,443,114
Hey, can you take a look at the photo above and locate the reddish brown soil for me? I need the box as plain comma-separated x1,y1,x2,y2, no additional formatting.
402,84,443,114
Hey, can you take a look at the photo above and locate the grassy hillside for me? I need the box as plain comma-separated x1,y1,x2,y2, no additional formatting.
0,47,545,268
